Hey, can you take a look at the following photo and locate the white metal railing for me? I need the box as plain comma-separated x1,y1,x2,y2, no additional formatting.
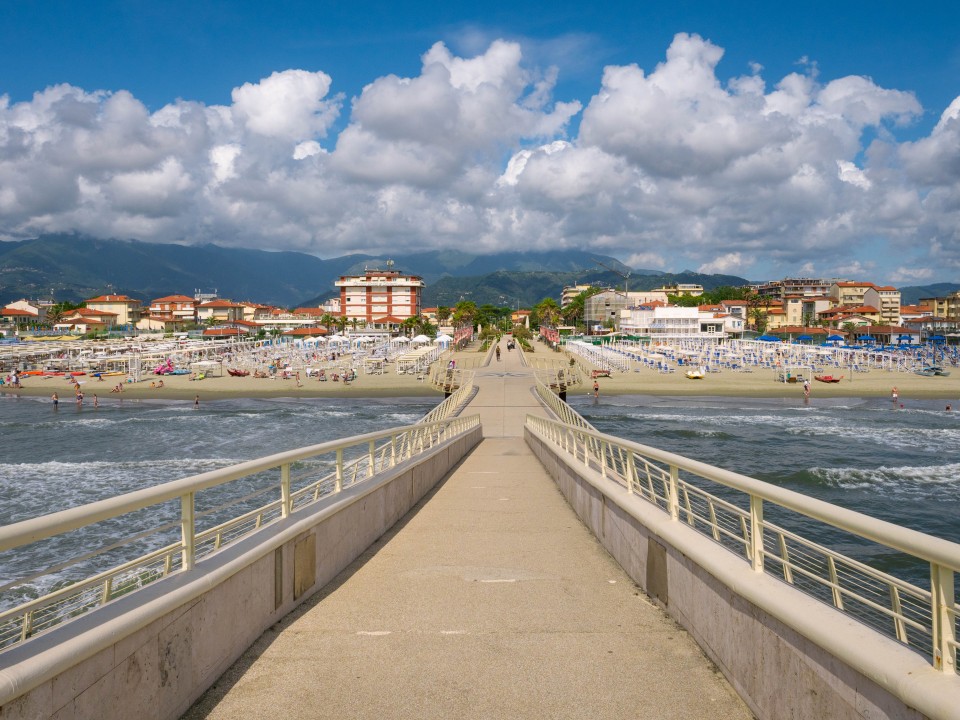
526,414,959,674
419,373,476,424
0,414,480,653
534,379,595,432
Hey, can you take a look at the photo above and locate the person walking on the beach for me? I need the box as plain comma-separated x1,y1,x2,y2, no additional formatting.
593,380,599,398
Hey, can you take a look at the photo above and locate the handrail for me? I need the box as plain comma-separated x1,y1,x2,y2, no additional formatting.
0,414,481,652
526,413,959,673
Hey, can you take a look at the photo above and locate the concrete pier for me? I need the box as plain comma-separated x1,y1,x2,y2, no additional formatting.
183,342,752,719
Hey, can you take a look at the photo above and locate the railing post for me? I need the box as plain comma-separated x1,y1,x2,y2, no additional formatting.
931,563,957,673
280,463,291,518
335,449,343,492
181,492,195,571
600,440,608,479
668,465,679,521
749,494,764,573
626,452,636,495
368,439,376,478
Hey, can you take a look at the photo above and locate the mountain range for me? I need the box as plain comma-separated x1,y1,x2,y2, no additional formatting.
0,234,955,309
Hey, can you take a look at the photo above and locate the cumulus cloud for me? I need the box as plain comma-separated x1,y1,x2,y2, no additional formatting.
0,34,957,283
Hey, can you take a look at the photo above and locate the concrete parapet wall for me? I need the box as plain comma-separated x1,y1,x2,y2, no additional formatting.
526,428,960,720
0,426,482,720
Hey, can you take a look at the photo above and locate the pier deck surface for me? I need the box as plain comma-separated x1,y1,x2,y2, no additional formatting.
183,341,752,719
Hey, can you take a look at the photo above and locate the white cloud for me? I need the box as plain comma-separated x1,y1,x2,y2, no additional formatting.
0,35,956,283
698,252,748,275
231,70,340,140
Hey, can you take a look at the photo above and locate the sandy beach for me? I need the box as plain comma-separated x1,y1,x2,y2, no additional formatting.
2,338,958,403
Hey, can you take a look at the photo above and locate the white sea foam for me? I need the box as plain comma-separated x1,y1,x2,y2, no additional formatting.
810,463,960,494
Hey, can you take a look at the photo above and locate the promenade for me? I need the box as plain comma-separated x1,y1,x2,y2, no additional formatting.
182,341,752,719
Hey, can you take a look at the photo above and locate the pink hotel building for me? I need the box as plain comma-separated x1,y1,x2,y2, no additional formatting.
335,269,425,326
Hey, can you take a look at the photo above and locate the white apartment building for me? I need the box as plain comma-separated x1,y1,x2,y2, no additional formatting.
620,305,741,338
335,269,424,325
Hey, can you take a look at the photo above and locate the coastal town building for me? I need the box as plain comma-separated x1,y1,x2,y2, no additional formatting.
755,278,837,300
196,300,245,324
55,307,118,333
85,295,142,326
584,290,628,331
0,300,46,335
650,283,704,297
561,284,602,307
619,305,739,339
863,286,902,326
829,281,875,308
148,295,197,323
335,268,424,327
919,290,960,322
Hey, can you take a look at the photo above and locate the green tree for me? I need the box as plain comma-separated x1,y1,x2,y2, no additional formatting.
532,297,561,328
436,306,451,325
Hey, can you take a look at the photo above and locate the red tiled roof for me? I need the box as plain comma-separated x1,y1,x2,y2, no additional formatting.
68,308,118,317
86,294,140,303
374,315,405,323
1,308,37,317
151,295,195,303
292,307,326,316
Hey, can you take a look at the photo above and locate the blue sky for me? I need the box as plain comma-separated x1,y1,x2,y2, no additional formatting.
2,0,960,285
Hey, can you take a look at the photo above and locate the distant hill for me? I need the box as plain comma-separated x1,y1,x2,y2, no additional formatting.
422,269,752,307
0,234,340,307
898,283,960,306
0,234,650,308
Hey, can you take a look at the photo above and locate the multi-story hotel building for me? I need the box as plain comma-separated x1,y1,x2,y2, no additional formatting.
335,268,424,326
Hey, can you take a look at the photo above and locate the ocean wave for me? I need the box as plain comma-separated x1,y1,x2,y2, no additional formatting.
807,463,960,494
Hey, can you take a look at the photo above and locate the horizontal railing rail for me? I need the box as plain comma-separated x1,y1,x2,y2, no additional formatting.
534,379,596,432
526,413,959,674
0,414,481,653
420,372,476,424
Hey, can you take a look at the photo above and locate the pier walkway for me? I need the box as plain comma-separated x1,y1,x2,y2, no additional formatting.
183,342,751,719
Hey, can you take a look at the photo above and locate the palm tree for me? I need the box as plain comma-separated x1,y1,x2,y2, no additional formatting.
400,317,419,337
436,306,451,326
320,313,338,334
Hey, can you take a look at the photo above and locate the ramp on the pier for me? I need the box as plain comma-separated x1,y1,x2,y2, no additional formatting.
183,342,752,720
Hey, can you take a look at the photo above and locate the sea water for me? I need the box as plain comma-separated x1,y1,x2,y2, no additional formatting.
569,393,960,588
1,392,958,600
0,393,436,606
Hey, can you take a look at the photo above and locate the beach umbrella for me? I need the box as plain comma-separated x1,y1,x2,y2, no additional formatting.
434,333,452,342
858,335,875,342
827,334,844,341
759,335,780,342
412,334,430,343
796,334,812,342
